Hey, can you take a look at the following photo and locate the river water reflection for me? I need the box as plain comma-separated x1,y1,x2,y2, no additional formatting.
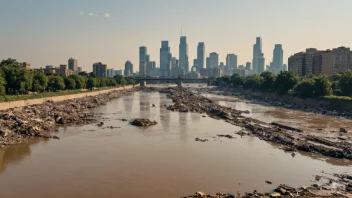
0,89,351,198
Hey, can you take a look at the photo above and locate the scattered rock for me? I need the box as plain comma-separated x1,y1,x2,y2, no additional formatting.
130,119,157,127
266,180,272,184
195,138,208,142
217,134,234,139
97,122,104,127
340,128,348,133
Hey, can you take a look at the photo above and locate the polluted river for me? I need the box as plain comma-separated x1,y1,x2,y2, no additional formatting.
0,84,351,198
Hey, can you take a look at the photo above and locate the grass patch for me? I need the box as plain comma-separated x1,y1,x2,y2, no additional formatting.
324,95,352,101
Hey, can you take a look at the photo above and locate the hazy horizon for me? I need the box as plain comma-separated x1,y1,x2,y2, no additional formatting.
1,0,352,72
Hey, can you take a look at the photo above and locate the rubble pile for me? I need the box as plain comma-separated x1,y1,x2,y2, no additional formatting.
159,87,352,160
130,119,157,127
0,88,137,147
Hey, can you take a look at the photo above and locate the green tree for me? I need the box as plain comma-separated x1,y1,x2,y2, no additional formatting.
47,76,65,91
107,78,117,86
32,72,48,92
231,74,243,87
275,71,298,95
114,75,126,85
0,58,22,67
243,75,263,90
1,66,32,94
88,72,96,78
313,74,332,97
64,77,76,90
87,78,96,90
78,72,88,76
294,78,315,98
260,71,276,91
69,75,87,89
126,77,135,85
0,69,6,95
339,70,352,96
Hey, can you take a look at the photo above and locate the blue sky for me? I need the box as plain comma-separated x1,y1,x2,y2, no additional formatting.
1,0,352,72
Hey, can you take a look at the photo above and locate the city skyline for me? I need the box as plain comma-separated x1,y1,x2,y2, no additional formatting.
1,0,352,72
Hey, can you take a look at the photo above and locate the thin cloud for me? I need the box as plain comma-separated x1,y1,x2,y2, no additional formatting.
80,11,84,15
104,13,111,18
88,12,94,16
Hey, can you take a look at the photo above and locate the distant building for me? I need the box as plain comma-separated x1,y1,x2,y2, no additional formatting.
270,44,284,74
93,62,107,77
43,65,56,74
245,62,251,70
252,37,263,74
208,67,222,78
56,64,73,76
197,42,205,71
160,41,172,77
288,46,352,78
23,62,31,70
209,52,219,68
171,57,178,69
77,67,82,73
107,69,122,78
140,62,147,77
257,53,265,74
124,61,133,77
179,36,189,73
68,58,78,71
226,54,237,75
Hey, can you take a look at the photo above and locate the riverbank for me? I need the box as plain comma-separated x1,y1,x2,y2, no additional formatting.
0,86,138,147
0,85,136,111
209,86,352,120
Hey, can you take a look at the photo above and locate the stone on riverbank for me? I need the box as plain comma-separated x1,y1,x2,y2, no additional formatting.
130,119,157,127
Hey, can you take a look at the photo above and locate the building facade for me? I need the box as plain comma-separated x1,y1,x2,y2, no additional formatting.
160,41,172,77
209,52,219,68
179,36,189,73
252,37,263,75
197,42,205,72
68,58,78,71
93,62,107,77
226,54,237,75
124,61,133,77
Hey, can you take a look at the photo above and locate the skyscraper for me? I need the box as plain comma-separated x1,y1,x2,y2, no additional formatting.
160,41,172,77
252,37,263,74
209,52,219,68
226,54,237,74
93,62,107,77
272,44,283,70
246,62,251,70
257,53,265,74
179,36,189,73
197,42,205,71
139,46,148,77
68,58,78,71
124,61,133,77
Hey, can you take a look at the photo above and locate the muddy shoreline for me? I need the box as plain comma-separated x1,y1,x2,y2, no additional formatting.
0,87,138,147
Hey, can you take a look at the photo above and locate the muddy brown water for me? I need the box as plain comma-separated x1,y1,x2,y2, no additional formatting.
0,86,351,198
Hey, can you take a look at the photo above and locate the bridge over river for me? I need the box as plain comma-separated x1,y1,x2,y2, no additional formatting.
136,77,214,87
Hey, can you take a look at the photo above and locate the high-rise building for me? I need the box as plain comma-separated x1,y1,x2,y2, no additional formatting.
321,47,352,77
171,57,178,69
160,41,172,77
209,52,219,68
77,67,82,73
206,57,210,68
197,42,205,71
246,62,251,70
271,44,283,73
140,62,147,77
258,53,265,74
68,58,78,71
288,52,306,78
252,37,263,74
93,62,107,77
226,54,237,74
124,61,133,77
139,46,148,77
179,36,189,73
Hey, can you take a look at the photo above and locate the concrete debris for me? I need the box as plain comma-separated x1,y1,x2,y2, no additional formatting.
195,138,208,142
0,88,137,146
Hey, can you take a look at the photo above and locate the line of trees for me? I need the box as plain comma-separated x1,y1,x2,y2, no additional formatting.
216,70,352,98
0,58,135,95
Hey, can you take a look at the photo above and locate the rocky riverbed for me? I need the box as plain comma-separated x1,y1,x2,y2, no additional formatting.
0,87,138,147
151,87,352,160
